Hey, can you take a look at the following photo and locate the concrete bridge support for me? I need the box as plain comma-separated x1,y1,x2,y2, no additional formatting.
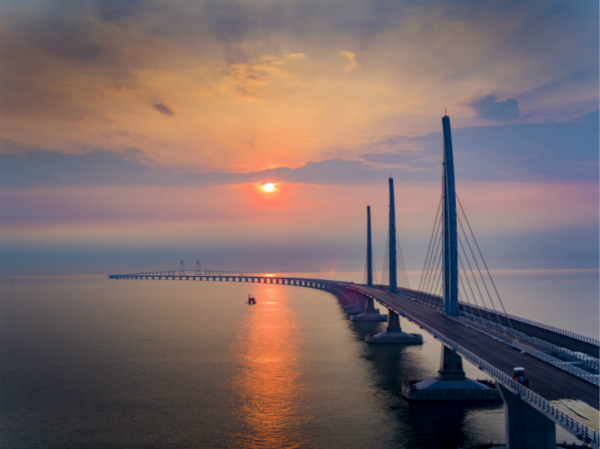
401,346,501,401
366,309,423,344
351,295,387,321
344,290,367,314
497,384,556,449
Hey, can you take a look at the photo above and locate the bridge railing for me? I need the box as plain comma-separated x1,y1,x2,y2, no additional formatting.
511,341,600,386
457,311,600,371
474,305,600,347
349,287,599,446
402,289,600,369
413,291,600,348
458,308,600,385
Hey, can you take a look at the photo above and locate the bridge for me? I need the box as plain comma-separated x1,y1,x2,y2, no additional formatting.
109,115,599,449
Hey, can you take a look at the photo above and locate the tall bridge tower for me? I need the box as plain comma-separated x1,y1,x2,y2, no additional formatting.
366,206,373,287
403,115,500,400
389,178,398,294
352,203,387,321
442,115,459,316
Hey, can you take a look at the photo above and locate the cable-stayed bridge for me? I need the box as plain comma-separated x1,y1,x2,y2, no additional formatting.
110,115,599,449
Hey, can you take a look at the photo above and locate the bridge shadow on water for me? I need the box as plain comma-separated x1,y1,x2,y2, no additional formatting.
346,319,504,449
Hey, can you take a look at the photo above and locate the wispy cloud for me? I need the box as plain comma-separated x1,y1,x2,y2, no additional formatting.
340,51,358,71
467,94,520,121
1,110,597,188
153,103,175,116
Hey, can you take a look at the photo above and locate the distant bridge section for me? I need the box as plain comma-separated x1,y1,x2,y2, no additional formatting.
108,272,340,292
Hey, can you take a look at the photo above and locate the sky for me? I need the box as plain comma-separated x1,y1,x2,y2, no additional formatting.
0,0,598,276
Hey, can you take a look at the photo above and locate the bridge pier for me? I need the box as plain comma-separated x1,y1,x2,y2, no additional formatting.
345,292,368,315
351,295,387,321
366,310,423,344
497,384,556,449
401,346,501,401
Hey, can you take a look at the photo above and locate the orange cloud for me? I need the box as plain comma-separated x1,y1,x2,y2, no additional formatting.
340,51,358,71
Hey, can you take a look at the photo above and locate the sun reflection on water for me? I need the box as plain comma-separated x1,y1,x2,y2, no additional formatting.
231,285,312,448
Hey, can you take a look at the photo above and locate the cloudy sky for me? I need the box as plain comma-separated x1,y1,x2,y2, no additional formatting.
0,0,598,275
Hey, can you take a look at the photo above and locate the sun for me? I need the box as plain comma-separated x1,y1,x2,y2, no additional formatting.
260,182,277,193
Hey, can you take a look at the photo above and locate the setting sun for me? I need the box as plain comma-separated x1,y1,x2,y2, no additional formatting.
260,183,277,193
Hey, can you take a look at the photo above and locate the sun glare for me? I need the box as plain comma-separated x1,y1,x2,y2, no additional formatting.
260,182,277,193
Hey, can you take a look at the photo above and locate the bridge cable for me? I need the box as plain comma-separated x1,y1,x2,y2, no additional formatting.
430,232,445,300
380,234,390,286
396,229,411,289
420,223,441,298
458,254,489,324
457,228,496,324
457,217,509,339
423,220,445,309
419,200,444,301
457,214,506,328
457,284,482,326
418,196,443,292
457,195,515,333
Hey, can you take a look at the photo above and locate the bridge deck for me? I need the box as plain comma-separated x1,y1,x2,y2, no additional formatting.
399,288,599,358
472,307,599,359
356,285,599,410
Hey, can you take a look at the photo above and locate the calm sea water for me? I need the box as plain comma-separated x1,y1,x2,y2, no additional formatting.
1,271,596,448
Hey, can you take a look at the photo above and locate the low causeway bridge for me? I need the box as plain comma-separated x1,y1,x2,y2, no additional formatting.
109,272,334,290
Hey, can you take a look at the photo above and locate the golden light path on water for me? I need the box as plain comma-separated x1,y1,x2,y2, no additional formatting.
231,284,312,448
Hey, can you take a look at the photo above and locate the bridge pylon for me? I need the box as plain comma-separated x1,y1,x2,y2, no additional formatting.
401,115,501,402
366,206,373,287
389,178,397,294
352,204,387,322
442,115,459,316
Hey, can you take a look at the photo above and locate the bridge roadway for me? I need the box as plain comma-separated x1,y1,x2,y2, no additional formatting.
469,306,599,359
398,288,599,358
352,284,599,410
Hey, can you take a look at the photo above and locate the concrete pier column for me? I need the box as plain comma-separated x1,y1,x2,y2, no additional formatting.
438,346,466,380
366,309,423,343
351,294,388,322
387,310,402,332
346,293,367,315
401,345,500,401
365,296,376,312
498,384,556,449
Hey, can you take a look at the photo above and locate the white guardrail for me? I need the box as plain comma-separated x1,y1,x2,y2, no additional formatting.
401,291,600,376
511,341,600,386
349,287,600,447
405,291,600,347
474,305,600,347
456,311,600,380
517,334,600,371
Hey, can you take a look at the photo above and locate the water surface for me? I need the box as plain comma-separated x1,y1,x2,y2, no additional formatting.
1,272,591,448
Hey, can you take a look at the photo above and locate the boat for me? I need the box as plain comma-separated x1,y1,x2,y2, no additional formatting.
247,294,256,305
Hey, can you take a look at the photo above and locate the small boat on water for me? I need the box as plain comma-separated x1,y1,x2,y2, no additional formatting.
247,294,256,305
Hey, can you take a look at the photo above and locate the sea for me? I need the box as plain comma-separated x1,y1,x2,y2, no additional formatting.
0,270,597,449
